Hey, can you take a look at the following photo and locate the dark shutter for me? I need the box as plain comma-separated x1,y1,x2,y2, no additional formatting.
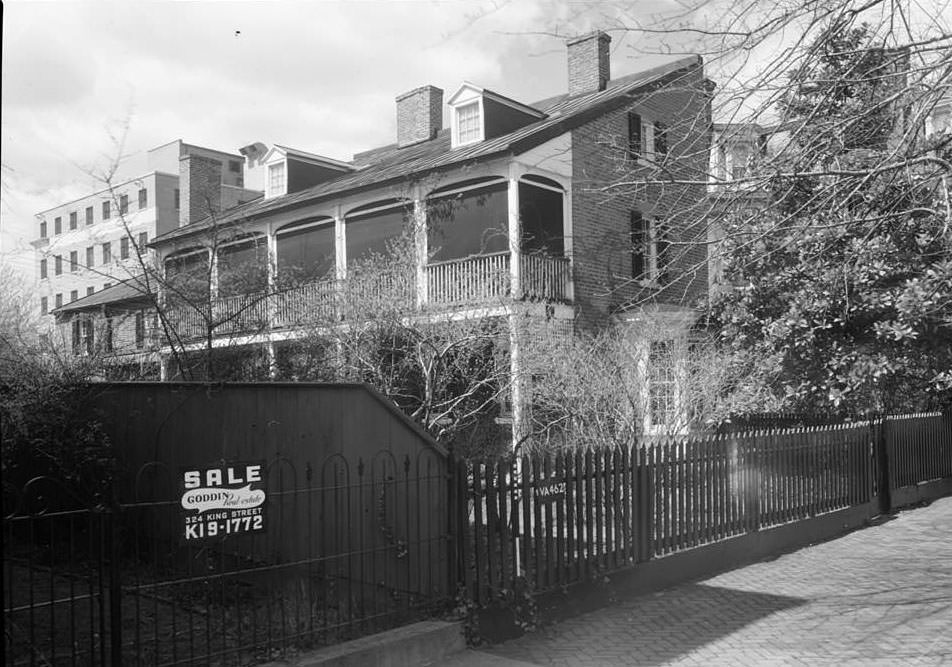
654,122,668,156
628,112,642,160
630,211,646,278
656,221,670,284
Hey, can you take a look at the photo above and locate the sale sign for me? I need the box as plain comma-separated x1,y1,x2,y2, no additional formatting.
180,462,267,541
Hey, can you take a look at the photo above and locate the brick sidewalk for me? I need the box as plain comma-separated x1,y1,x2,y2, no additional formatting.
486,496,952,666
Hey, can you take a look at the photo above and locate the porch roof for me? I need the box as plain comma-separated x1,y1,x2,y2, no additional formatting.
52,275,155,317
152,55,701,247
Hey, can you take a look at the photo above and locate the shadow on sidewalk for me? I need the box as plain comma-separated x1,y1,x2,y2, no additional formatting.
492,582,805,665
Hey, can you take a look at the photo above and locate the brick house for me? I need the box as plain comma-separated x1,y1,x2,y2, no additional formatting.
55,31,714,440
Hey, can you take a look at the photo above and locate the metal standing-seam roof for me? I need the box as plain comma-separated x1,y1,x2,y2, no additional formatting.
151,55,702,247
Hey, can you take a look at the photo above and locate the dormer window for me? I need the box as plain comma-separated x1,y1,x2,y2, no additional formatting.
268,162,286,198
448,82,545,149
456,102,483,145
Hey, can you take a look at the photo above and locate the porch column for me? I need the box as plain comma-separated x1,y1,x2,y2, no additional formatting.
507,164,526,298
563,183,575,303
266,229,277,332
413,192,428,308
334,205,346,281
509,309,528,450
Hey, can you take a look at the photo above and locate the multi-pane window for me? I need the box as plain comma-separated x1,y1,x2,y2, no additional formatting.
40,297,48,314
119,194,129,215
87,286,95,296
86,246,94,268
648,340,678,431
55,255,63,275
456,102,481,145
120,236,130,260
630,212,669,284
55,293,63,308
86,206,94,225
70,290,78,302
138,231,148,248
81,319,94,355
69,251,78,272
69,212,78,230
40,259,48,279
102,242,112,264
138,188,148,210
54,217,63,235
268,163,286,196
40,221,48,238
102,201,111,220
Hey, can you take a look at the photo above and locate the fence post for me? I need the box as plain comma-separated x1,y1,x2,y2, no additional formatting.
107,494,122,666
875,416,892,515
446,447,460,597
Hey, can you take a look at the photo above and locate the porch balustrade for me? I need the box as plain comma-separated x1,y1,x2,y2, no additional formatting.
165,251,572,342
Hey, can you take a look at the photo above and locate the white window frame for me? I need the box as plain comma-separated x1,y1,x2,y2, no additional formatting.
453,100,484,147
267,161,287,198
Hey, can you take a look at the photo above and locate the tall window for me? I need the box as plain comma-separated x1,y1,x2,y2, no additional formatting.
40,221,48,238
40,259,48,279
119,194,129,215
654,121,668,157
138,231,148,249
55,293,63,308
85,206,94,225
41,297,48,314
55,255,63,275
647,340,679,431
70,289,78,302
268,162,286,196
86,246,94,268
104,319,114,353
456,102,482,145
628,112,643,160
69,251,78,272
54,217,62,235
102,201,111,220
138,188,148,210
135,311,146,349
120,236,130,260
102,242,112,264
69,212,78,230
630,212,669,284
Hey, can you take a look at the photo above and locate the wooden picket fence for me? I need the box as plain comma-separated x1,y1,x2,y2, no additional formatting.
454,413,952,606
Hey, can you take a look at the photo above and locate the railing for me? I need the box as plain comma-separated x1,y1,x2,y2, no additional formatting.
163,252,572,342
427,251,512,305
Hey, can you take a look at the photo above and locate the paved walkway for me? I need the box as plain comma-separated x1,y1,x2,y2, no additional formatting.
480,496,952,666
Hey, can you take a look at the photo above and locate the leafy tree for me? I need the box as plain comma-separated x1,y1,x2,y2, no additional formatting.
710,22,952,414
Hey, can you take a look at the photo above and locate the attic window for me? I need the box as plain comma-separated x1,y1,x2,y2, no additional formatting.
456,102,482,145
268,162,286,197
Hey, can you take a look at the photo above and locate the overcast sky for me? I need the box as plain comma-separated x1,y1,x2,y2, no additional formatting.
0,0,713,283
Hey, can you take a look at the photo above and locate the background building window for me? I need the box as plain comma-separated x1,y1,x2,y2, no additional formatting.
55,255,63,275
119,194,129,214
70,250,78,272
138,188,148,210
40,259,47,279
87,286,95,296
70,290,78,302
40,297,48,314
138,231,148,248
55,293,63,308
40,221,47,238
120,236,130,260
69,212,78,230
86,246,94,267
102,242,112,264
86,206,94,225
54,217,62,235
102,201,111,220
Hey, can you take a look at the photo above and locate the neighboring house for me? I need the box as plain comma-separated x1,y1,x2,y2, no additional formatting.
56,31,715,440
39,140,263,352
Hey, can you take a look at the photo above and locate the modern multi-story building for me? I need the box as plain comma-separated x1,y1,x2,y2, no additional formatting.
54,31,715,438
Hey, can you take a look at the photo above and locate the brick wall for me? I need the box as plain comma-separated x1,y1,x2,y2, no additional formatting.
179,154,222,226
567,32,611,97
570,63,712,329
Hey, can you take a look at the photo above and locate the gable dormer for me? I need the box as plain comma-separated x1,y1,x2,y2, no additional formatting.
447,83,546,149
263,145,355,199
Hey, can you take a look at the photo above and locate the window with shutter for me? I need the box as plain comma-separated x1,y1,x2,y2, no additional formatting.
628,112,642,160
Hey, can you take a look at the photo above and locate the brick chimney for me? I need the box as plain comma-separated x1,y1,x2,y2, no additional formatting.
567,31,611,97
179,154,222,226
396,85,443,148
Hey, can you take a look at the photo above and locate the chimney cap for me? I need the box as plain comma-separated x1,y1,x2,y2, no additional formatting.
396,84,444,103
566,30,612,47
